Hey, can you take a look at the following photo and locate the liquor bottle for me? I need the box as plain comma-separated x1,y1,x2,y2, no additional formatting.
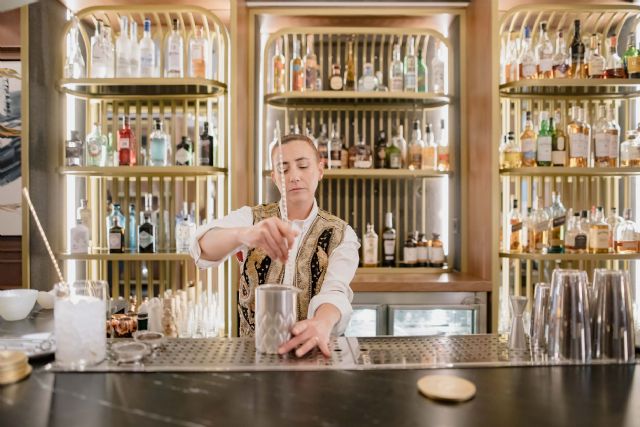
408,120,423,170
382,212,397,267
344,38,356,91
589,206,610,254
77,199,91,241
615,208,638,253
528,197,549,254
362,223,379,267
138,19,155,77
107,202,126,237
90,20,107,78
499,131,522,169
588,35,605,78
522,207,532,252
353,136,372,168
329,58,343,91
175,136,193,166
606,207,623,251
316,124,329,168
403,233,418,266
85,123,107,167
593,104,610,167
505,32,520,82
290,38,304,92
604,36,625,78
552,111,567,166
417,47,427,92
375,71,387,91
624,32,639,77
165,19,184,78
404,36,418,92
536,22,554,79
358,63,378,92
138,211,156,253
565,212,585,253
118,115,136,166
272,38,286,93
304,35,318,91
519,26,537,80
109,216,125,253
102,25,115,78
431,40,445,94
620,130,640,167
374,130,387,169
552,30,570,78
328,124,342,169
189,26,208,78
129,21,139,78
128,203,137,252
199,122,214,166
65,17,85,79
536,112,552,166
389,43,404,92
437,120,450,172
417,233,429,267
509,198,523,253
176,203,196,253
386,127,403,169
520,111,537,167
607,105,620,167
547,192,566,253
429,233,445,268
570,20,586,78
70,219,90,254
65,131,84,167
421,123,437,170
148,119,170,166
567,106,589,167
115,16,131,77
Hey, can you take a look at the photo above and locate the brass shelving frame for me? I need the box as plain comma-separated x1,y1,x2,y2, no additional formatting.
264,91,451,109
60,166,228,177
496,3,640,332
58,252,193,261
262,169,451,178
59,78,227,99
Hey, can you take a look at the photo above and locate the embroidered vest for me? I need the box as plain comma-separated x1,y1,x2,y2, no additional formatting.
238,203,346,337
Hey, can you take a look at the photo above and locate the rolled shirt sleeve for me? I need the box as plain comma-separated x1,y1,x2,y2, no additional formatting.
189,206,253,269
307,225,360,335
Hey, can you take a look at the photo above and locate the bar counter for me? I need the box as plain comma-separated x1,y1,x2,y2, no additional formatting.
1,311,639,427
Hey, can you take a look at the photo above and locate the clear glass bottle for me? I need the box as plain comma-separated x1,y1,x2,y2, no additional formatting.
499,131,522,169
403,233,418,266
565,212,587,253
118,115,136,166
520,111,537,167
65,130,84,167
375,71,387,91
115,16,131,77
536,22,554,79
567,106,589,167
570,19,586,78
528,197,549,254
165,19,184,78
604,35,625,78
65,17,85,79
417,233,429,267
374,130,387,169
587,36,605,79
328,124,343,169
431,40,446,93
128,203,137,252
304,34,318,91
70,219,90,254
272,38,286,93
290,38,304,92
506,31,520,82
362,223,379,267
382,212,397,267
417,47,428,92
189,26,209,78
386,127,403,169
552,111,568,166
77,199,91,242
615,208,638,253
547,192,566,253
149,119,170,166
536,112,552,166
176,203,196,253
589,206,610,254
437,119,450,172
390,43,404,92
593,104,610,167
421,123,437,170
85,123,107,167
175,136,193,166
509,198,523,253
607,105,620,167
606,207,623,251
519,26,537,80
620,130,640,167
358,63,379,92
429,233,445,267
316,124,329,168
552,29,570,78
90,19,107,78
103,25,115,78
128,21,139,78
344,38,356,91
353,136,372,169
408,120,423,170
403,36,418,92
138,19,155,78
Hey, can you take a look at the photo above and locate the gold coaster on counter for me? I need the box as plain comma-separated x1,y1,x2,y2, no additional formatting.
0,351,32,386
417,374,477,403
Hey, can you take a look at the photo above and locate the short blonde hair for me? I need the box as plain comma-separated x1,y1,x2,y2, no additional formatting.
269,134,320,165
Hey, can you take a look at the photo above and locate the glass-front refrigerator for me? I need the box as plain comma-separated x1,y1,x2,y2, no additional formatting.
388,305,479,336
345,304,386,337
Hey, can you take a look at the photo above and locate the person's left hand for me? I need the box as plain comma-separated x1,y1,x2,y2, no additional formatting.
278,317,333,358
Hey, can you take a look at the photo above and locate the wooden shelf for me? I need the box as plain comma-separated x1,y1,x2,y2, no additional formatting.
264,91,450,109
59,166,227,177
499,252,640,261
500,167,640,177
58,252,193,261
59,78,226,99
351,271,491,292
263,168,450,178
499,79,640,99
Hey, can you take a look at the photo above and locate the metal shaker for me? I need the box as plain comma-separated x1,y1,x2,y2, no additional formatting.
255,284,301,354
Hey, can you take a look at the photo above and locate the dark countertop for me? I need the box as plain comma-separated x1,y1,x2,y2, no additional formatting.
1,310,639,427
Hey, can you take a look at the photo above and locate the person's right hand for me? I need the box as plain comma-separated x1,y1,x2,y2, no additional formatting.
238,217,298,262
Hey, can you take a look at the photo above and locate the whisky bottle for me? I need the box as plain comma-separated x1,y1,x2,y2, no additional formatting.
353,136,372,168
589,206,610,254
520,111,537,167
552,111,567,166
344,38,356,91
304,34,318,91
317,124,329,168
408,120,423,170
614,209,639,253
606,105,620,167
403,233,418,266
528,197,549,254
536,112,552,166
389,43,404,92
567,106,589,167
109,217,125,253
552,30,570,78
374,130,387,169
404,36,418,92
118,115,136,166
565,213,582,253
606,207,623,251
362,223,379,267
570,20,586,78
588,36,605,78
519,26,537,80
70,219,90,254
290,38,304,92
509,198,523,253
417,233,429,267
329,58,343,91
593,104,610,167
604,36,625,78
382,212,397,267
199,121,214,167
536,22,554,79
386,128,402,169
329,124,343,169
272,38,286,93
429,233,445,268
620,130,640,167
421,123,437,170
138,212,156,253
548,192,566,254
175,136,193,166
437,119,450,171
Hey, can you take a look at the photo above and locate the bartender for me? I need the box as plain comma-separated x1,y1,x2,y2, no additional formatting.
190,134,359,357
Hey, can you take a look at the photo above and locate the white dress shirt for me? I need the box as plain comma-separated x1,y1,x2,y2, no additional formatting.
189,200,360,335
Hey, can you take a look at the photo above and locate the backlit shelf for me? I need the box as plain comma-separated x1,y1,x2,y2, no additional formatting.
59,78,226,99
499,79,640,99
58,252,193,261
60,166,228,177
499,167,640,177
264,91,450,109
263,169,451,178
499,252,640,261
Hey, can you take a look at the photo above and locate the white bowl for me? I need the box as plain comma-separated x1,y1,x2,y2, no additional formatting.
37,290,55,309
0,289,38,321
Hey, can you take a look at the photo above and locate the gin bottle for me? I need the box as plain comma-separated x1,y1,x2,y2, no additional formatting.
403,36,417,92
115,16,131,77
90,20,107,78
535,22,554,79
70,219,90,254
189,26,209,78
65,131,84,167
175,136,193,166
431,40,446,93
65,17,85,79
389,43,403,92
128,203,137,251
362,223,379,267
138,19,155,77
85,123,107,167
77,199,91,241
138,212,156,253
165,19,184,78
118,115,137,166
176,203,196,253
304,34,318,90
199,121,214,166
149,119,170,166
272,38,285,93
109,217,125,253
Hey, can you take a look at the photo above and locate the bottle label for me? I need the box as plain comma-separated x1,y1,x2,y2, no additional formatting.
574,234,587,250
553,63,569,78
305,60,317,88
403,247,417,263
70,227,89,253
383,239,395,258
404,74,416,91
522,61,537,78
354,159,372,169
168,47,181,72
617,241,638,252
150,137,167,164
569,133,588,158
330,149,342,168
87,141,102,157
140,49,154,70
539,58,553,72
200,138,212,166
511,221,523,233
594,133,609,158
552,151,566,166
557,136,565,151
432,65,445,93
552,215,566,228
390,77,403,92
363,237,378,265
139,230,154,249
330,75,343,91
175,148,192,165
589,229,609,250
589,60,604,77
628,56,640,74
109,232,122,250
521,138,536,161
537,137,552,162
417,246,429,263
119,138,130,149
389,153,401,168
607,133,619,159
430,247,445,263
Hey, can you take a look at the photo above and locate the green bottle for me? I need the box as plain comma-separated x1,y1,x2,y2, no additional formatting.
536,113,552,167
385,127,403,169
624,32,640,78
417,50,427,92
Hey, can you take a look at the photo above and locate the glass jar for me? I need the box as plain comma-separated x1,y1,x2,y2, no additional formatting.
620,130,640,167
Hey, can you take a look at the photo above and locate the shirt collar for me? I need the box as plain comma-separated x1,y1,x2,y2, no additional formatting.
279,199,318,229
